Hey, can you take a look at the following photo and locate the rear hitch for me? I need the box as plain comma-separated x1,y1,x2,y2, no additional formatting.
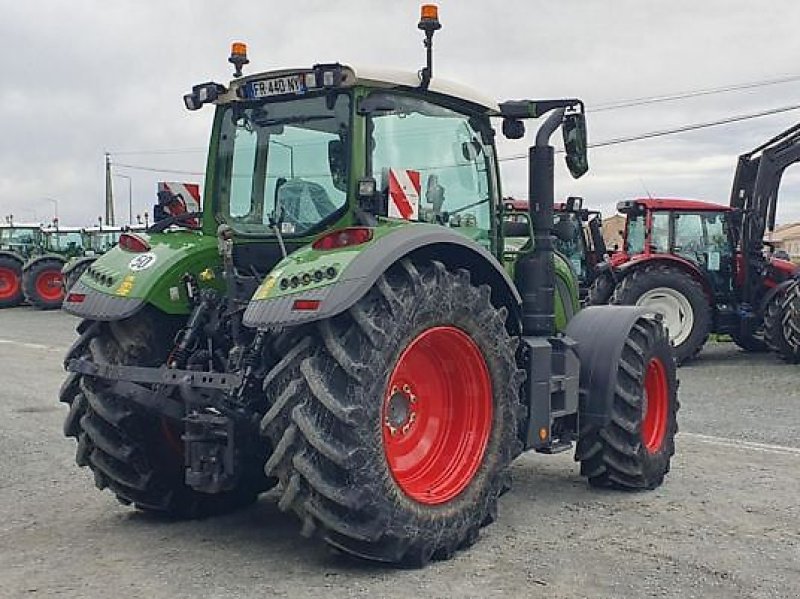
183,410,240,493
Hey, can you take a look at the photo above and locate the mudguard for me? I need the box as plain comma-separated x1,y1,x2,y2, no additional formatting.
243,223,522,328
23,253,66,272
62,255,96,277
62,230,221,320
0,250,24,267
565,305,651,427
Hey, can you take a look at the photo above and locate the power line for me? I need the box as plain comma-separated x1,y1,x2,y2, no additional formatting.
112,103,800,174
592,73,800,112
499,103,800,162
113,162,205,176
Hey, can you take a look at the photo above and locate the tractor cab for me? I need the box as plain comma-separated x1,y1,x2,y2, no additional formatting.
0,223,43,260
617,198,736,299
41,226,86,259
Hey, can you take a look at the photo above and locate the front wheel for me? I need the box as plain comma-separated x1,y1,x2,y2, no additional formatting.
260,260,524,566
574,313,679,489
772,281,800,363
23,258,66,309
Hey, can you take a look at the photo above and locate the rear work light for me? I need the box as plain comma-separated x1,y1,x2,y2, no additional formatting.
119,232,151,253
312,227,373,251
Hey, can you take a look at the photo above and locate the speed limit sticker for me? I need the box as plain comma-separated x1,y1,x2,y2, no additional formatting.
128,253,158,271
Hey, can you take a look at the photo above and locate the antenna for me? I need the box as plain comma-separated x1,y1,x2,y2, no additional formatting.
639,178,654,200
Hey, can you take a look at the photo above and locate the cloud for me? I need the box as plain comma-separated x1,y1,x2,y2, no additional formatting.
2,0,800,226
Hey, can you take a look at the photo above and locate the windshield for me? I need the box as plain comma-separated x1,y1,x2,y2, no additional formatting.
1,227,39,247
625,214,645,254
214,93,351,236
45,231,84,253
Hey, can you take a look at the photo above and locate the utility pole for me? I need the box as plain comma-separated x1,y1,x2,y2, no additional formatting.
105,153,116,226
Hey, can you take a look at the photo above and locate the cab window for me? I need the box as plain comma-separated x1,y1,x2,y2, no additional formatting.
368,94,493,242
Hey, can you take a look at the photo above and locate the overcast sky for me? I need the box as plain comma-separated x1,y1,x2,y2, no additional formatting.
3,0,800,227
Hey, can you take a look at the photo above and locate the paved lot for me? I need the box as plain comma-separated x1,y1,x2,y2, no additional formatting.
0,307,798,599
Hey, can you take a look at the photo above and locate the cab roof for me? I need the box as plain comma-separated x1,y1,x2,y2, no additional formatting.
618,197,731,213
231,64,502,116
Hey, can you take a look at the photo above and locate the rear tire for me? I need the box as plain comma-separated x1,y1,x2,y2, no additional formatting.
770,282,800,363
0,255,24,308
260,260,524,566
611,264,710,365
587,272,614,305
60,311,270,517
575,315,678,489
23,258,65,309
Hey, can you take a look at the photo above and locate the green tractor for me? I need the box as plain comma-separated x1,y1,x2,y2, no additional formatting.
60,6,678,566
22,224,85,309
0,220,43,308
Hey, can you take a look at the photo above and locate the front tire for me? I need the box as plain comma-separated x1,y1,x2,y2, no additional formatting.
0,255,24,308
261,260,524,565
575,315,678,489
611,264,710,365
60,310,270,517
771,281,800,363
23,258,65,309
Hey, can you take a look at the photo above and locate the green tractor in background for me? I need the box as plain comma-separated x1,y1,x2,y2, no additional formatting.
0,220,43,308
22,224,85,309
60,6,678,567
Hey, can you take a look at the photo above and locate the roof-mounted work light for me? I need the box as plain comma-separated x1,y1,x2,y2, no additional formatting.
183,82,227,111
229,42,249,78
417,4,441,90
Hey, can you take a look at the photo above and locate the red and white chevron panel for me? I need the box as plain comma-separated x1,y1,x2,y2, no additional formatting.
387,169,421,221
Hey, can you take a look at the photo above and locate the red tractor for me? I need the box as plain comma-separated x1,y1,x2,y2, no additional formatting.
589,124,800,364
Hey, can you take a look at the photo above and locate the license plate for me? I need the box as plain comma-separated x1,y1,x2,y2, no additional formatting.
247,75,306,98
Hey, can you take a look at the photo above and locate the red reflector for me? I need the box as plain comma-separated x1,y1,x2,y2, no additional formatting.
312,227,373,251
292,299,321,311
119,232,151,252
66,293,86,303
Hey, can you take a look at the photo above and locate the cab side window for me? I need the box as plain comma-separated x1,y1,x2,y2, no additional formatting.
369,94,493,240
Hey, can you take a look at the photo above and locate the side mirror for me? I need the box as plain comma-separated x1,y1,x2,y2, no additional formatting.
562,112,589,179
328,140,347,192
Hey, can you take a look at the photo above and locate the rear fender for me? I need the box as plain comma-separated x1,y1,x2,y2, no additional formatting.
62,255,96,276
616,254,712,299
0,250,24,268
565,305,651,427
243,223,522,330
23,254,66,273
62,231,221,321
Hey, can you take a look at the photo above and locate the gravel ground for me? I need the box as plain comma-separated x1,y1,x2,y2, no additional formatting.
0,307,798,599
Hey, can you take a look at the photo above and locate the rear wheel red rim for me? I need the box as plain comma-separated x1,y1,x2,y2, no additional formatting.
35,270,64,302
0,266,21,300
382,326,493,505
642,357,668,453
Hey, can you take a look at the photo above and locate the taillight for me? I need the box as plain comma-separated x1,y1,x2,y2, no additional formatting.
292,299,321,311
66,293,86,303
119,233,151,252
312,227,373,251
